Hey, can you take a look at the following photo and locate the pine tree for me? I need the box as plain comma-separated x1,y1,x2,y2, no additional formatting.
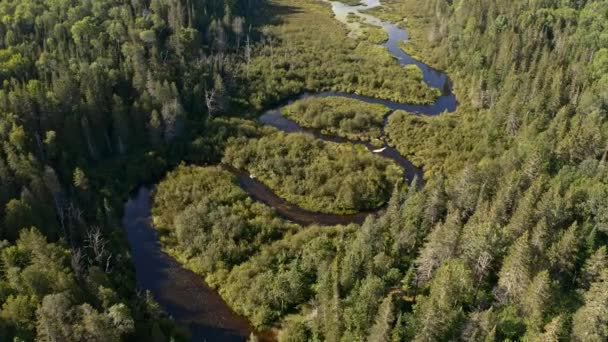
459,203,500,283
571,270,608,342
521,270,551,333
73,168,90,192
580,246,607,288
548,222,580,276
416,211,462,284
316,258,343,341
368,295,395,342
535,316,564,342
390,313,406,342
461,308,497,341
498,232,532,302
503,179,544,243
413,260,473,342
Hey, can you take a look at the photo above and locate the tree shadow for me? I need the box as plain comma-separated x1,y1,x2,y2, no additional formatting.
250,3,302,29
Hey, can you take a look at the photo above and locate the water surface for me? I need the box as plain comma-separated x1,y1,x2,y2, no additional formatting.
123,1,459,340
123,188,263,341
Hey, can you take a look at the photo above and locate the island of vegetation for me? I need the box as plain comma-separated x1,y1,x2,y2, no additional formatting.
223,131,403,214
152,165,298,276
283,96,390,142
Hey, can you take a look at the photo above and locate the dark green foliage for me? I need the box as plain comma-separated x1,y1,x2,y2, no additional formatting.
2,0,608,339
0,228,134,341
0,0,264,339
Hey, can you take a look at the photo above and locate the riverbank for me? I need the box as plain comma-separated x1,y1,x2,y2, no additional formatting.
122,0,460,339
124,187,277,341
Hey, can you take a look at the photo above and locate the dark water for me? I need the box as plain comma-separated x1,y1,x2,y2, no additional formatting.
258,100,423,185
122,0,458,340
227,166,373,226
122,188,264,342
254,0,460,205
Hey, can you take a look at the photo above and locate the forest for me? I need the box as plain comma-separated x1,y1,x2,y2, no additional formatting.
0,0,264,339
1,0,608,341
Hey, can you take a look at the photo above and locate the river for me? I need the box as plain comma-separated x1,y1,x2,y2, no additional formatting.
122,0,457,340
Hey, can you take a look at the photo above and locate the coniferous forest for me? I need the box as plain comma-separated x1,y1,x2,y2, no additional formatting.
0,0,607,341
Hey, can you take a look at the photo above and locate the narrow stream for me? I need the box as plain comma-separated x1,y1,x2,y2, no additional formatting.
123,1,459,340
328,0,457,111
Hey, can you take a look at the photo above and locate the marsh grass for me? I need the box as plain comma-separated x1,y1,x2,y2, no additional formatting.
283,96,389,142
242,0,439,110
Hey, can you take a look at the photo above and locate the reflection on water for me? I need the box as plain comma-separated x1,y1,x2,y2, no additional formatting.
122,188,265,342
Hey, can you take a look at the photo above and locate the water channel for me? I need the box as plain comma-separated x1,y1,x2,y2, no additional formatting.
122,1,458,340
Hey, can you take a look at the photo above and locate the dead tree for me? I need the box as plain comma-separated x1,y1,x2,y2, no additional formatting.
85,226,113,273
204,87,219,119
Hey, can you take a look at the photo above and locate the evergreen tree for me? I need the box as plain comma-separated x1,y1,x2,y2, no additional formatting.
498,232,533,302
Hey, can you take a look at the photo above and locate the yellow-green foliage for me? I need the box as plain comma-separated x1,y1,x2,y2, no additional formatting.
386,108,495,177
283,96,389,142
243,0,439,109
360,23,389,44
0,48,26,77
223,131,403,214
153,165,296,275
361,0,407,25
338,0,363,5
219,225,350,329
363,0,445,69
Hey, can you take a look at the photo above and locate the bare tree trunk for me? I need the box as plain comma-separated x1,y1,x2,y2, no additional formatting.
245,34,252,77
204,88,218,119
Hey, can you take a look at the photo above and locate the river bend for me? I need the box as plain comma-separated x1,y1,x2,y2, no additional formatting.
123,1,458,340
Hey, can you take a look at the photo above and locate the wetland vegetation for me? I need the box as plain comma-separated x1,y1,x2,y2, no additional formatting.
2,0,608,340
240,0,439,110
283,97,389,142
223,131,404,214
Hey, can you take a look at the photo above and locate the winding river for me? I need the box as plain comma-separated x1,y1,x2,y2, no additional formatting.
123,0,458,340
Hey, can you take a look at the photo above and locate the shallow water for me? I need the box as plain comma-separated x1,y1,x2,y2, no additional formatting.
328,0,457,107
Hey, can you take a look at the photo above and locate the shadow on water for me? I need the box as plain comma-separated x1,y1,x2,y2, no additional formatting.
122,188,272,342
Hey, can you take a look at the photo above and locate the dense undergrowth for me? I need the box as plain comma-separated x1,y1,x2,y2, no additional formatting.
223,131,403,214
158,0,608,340
3,0,608,340
152,165,298,276
0,0,263,339
283,96,389,143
